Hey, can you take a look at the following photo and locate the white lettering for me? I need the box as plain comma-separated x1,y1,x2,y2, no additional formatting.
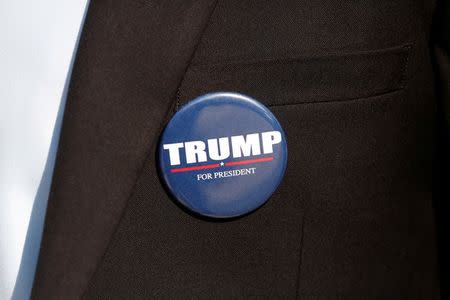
185,141,207,164
261,131,282,154
163,143,184,165
208,137,230,160
162,131,283,166
231,133,261,158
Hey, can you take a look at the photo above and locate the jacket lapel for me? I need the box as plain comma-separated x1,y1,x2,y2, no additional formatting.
32,0,217,298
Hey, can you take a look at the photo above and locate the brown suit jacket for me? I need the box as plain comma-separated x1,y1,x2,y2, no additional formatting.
32,0,449,298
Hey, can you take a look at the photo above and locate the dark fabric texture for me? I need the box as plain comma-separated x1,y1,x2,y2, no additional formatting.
432,0,450,298
31,0,219,298
32,0,445,299
178,45,411,107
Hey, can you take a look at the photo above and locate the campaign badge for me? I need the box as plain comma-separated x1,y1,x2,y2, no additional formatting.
158,92,287,218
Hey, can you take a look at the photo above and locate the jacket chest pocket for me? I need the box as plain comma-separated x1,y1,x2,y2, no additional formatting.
177,44,411,108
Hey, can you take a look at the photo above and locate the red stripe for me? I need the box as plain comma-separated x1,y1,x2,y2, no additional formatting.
225,156,274,166
170,163,220,173
170,156,275,173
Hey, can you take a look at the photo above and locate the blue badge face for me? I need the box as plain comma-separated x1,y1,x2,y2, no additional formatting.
158,92,287,218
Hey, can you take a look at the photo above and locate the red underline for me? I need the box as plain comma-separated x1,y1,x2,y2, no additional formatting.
225,156,274,166
170,163,220,173
170,156,274,173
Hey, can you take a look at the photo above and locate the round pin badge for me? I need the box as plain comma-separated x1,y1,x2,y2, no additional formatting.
158,92,287,218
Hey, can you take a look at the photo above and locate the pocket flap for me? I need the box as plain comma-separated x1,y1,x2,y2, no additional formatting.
178,44,411,107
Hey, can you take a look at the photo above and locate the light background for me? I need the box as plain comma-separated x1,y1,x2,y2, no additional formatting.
0,1,89,298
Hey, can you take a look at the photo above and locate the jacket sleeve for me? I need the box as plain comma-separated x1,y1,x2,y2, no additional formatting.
433,0,450,138
432,0,450,296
